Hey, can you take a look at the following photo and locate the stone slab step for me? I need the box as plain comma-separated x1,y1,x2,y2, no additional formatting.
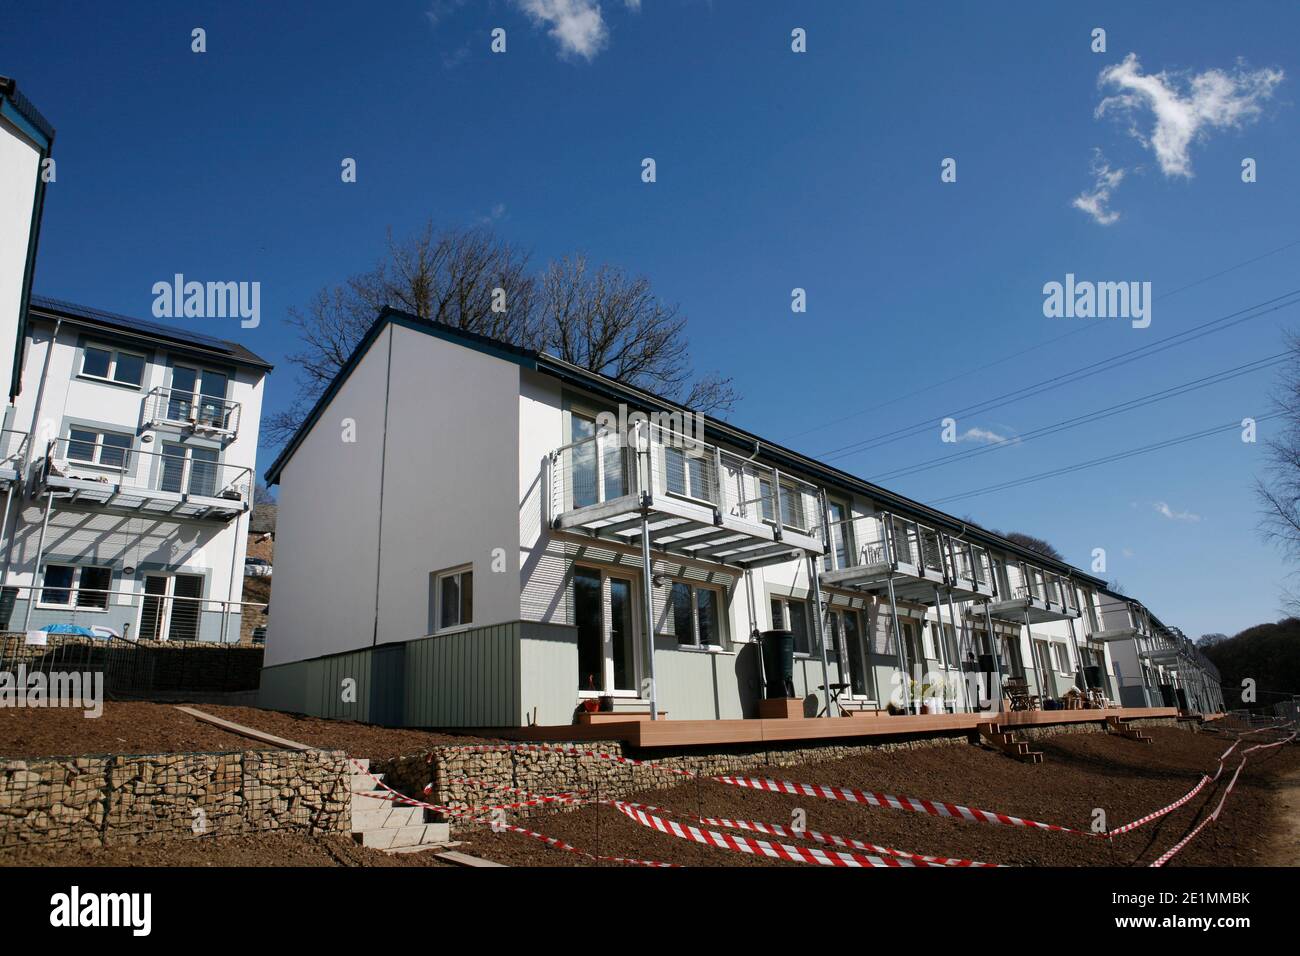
354,822,450,850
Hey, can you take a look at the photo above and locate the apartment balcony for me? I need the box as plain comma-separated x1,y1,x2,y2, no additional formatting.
546,423,825,569
0,429,28,483
988,580,1081,624
819,512,951,601
40,437,251,522
142,386,241,440
944,539,998,601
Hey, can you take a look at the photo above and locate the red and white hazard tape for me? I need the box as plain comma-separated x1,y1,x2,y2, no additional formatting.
434,778,591,811
1104,739,1241,838
611,800,926,868
348,760,673,867
1149,730,1298,867
713,775,1091,836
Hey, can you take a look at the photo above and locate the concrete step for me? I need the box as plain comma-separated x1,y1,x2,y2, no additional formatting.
351,758,370,773
349,774,383,793
350,804,426,831
352,791,393,812
354,822,450,850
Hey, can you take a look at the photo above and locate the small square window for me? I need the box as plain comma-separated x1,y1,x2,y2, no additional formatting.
434,567,473,632
41,565,75,605
113,352,145,386
81,347,111,379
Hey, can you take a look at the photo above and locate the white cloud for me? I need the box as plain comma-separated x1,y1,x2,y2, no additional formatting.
1072,150,1126,225
957,426,1018,445
515,0,609,60
1096,53,1283,178
1154,501,1201,522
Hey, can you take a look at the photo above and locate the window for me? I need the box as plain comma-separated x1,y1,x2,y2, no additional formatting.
66,428,133,469
670,581,723,648
39,564,112,609
80,344,145,387
758,478,806,530
665,446,710,501
160,443,220,496
168,366,231,428
434,567,473,632
770,596,812,655
828,500,854,569
1052,642,1071,673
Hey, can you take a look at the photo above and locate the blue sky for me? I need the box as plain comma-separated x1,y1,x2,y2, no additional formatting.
5,1,1300,637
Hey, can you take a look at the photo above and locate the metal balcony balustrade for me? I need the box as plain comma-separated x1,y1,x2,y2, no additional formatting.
820,511,997,603
547,422,825,568
142,386,241,439
987,563,1081,624
0,430,28,482
40,437,251,521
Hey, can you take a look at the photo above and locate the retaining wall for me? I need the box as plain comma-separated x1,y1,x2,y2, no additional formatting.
0,748,349,849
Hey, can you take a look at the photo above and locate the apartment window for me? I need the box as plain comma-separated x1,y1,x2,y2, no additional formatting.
434,566,473,632
827,500,854,569
168,366,231,428
67,428,133,469
770,596,812,655
758,478,806,530
665,447,710,501
1052,642,1071,673
80,344,145,388
39,565,112,609
670,581,723,648
160,443,220,497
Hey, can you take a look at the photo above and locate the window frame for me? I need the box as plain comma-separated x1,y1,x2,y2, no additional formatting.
770,594,814,656
78,342,147,389
431,565,474,634
65,426,134,471
37,563,114,611
668,580,725,650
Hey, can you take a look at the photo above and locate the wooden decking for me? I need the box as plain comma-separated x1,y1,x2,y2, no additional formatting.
484,706,1182,749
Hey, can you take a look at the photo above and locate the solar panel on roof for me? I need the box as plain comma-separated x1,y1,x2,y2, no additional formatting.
30,295,236,353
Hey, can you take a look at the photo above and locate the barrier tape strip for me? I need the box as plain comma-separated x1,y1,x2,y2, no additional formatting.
1103,739,1242,838
713,775,1092,835
611,800,923,868
348,759,674,868
1150,729,1298,868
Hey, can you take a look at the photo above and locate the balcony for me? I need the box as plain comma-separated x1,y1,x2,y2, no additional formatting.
987,571,1081,624
819,512,950,601
142,387,241,439
40,437,251,521
0,429,27,483
547,422,825,568
944,539,998,601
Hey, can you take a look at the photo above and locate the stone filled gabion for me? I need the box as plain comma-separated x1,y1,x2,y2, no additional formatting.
370,716,1189,827
0,749,350,849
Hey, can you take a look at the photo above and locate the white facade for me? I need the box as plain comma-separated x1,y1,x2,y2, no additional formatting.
265,312,1223,727
0,299,269,642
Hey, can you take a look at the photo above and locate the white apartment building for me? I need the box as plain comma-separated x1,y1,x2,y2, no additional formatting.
261,308,1223,726
0,296,271,642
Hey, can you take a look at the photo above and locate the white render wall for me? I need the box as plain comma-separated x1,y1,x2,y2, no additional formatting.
267,323,523,667
0,111,42,401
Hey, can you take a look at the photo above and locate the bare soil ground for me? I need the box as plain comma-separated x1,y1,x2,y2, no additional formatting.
0,701,270,758
0,701,491,760
0,832,450,867
453,726,1300,868
195,704,493,758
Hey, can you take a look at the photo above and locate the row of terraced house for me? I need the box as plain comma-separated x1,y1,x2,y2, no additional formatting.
257,308,1225,728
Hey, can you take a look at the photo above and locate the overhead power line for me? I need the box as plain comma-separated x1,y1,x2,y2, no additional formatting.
816,288,1300,463
930,411,1283,506
869,352,1288,482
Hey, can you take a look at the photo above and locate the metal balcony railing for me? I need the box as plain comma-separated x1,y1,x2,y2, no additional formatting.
0,429,28,477
43,437,252,509
143,386,241,437
549,422,824,542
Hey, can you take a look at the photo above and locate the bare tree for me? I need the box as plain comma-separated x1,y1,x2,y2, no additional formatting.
1257,332,1300,575
537,255,737,413
266,226,736,447
992,529,1065,562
